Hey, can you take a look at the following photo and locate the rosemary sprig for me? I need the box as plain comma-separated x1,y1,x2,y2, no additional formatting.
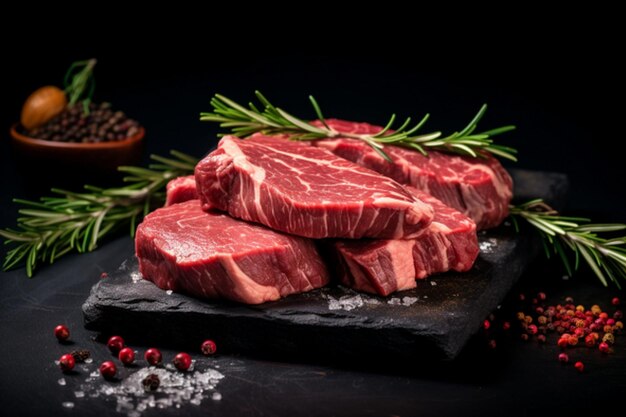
63,58,97,114
0,151,197,277
200,91,518,162
510,199,626,288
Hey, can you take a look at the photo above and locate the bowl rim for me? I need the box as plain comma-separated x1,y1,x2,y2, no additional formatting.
10,123,145,149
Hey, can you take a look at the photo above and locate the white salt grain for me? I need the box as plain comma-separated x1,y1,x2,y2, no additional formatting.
402,297,418,306
430,281,437,286
74,391,85,398
62,402,74,409
58,378,66,386
166,290,173,295
212,392,222,401
84,358,93,364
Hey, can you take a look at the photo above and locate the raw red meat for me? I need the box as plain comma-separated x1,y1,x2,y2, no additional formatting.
135,200,329,304
313,119,513,230
165,176,198,206
194,135,434,239
333,188,479,296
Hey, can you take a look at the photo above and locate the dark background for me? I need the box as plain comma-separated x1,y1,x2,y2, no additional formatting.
1,17,625,417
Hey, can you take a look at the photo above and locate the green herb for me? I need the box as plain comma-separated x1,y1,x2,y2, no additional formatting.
510,199,626,288
63,59,97,114
0,151,197,277
200,91,518,162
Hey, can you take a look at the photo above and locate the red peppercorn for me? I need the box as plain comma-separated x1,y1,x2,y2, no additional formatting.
599,312,609,321
599,342,610,354
520,334,529,341
607,318,615,326
173,352,192,371
532,298,538,305
527,324,538,335
107,336,125,354
614,310,623,320
565,296,574,304
201,340,217,356
144,348,162,366
99,361,117,379
519,293,526,301
574,328,585,338
612,297,620,306
585,335,596,347
558,353,569,363
100,272,108,279
574,361,584,373
537,334,546,344
488,339,497,349
538,292,547,301
483,320,491,330
557,337,569,348
54,325,70,342
536,307,544,315
568,336,579,346
59,354,75,372
118,347,135,365
502,321,511,331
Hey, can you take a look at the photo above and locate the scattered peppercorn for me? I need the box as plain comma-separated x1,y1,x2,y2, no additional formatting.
54,325,70,342
574,361,584,373
488,339,497,349
201,340,217,356
59,354,75,372
99,361,117,379
537,334,546,344
483,320,491,330
144,348,162,366
142,373,160,392
70,349,91,363
118,347,135,365
107,336,125,354
599,342,610,354
173,353,192,371
612,297,620,306
558,353,569,363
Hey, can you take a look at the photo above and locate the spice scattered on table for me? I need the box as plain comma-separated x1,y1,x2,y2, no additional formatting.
107,336,125,354
54,325,70,342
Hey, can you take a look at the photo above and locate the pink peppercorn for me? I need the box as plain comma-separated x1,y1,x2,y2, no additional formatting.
599,342,610,354
558,353,569,363
483,320,491,330
614,311,623,320
574,361,584,373
537,334,547,344
502,321,511,331
607,318,615,326
538,292,547,301
612,297,620,306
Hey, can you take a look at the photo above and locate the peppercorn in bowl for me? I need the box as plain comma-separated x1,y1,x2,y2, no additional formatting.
10,102,144,173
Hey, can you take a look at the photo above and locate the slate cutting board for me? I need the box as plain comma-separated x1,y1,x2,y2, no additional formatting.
83,169,568,361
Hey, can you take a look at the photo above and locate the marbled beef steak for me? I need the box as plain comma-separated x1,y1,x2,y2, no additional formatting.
333,188,479,296
194,135,434,239
313,119,513,230
135,200,329,304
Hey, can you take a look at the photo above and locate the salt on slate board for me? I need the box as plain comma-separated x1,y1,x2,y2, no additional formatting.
82,169,568,361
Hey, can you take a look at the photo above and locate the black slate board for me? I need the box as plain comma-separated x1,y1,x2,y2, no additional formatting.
83,169,568,361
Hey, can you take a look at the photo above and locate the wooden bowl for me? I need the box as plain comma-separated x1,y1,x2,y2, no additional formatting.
10,124,144,173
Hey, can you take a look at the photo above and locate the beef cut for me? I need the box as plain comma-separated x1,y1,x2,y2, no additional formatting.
195,135,434,239
333,188,479,296
313,119,513,230
165,176,198,206
136,200,329,304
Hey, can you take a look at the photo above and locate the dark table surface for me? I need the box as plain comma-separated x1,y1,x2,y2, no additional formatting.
1,41,625,416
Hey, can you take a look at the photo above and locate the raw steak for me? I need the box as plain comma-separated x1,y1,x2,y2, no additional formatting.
194,135,434,239
135,200,329,304
165,176,198,206
333,188,479,296
313,119,513,230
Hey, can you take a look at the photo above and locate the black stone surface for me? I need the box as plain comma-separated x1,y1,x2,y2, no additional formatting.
83,169,568,361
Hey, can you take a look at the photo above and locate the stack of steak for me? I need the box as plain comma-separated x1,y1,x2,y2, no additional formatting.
136,120,512,304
